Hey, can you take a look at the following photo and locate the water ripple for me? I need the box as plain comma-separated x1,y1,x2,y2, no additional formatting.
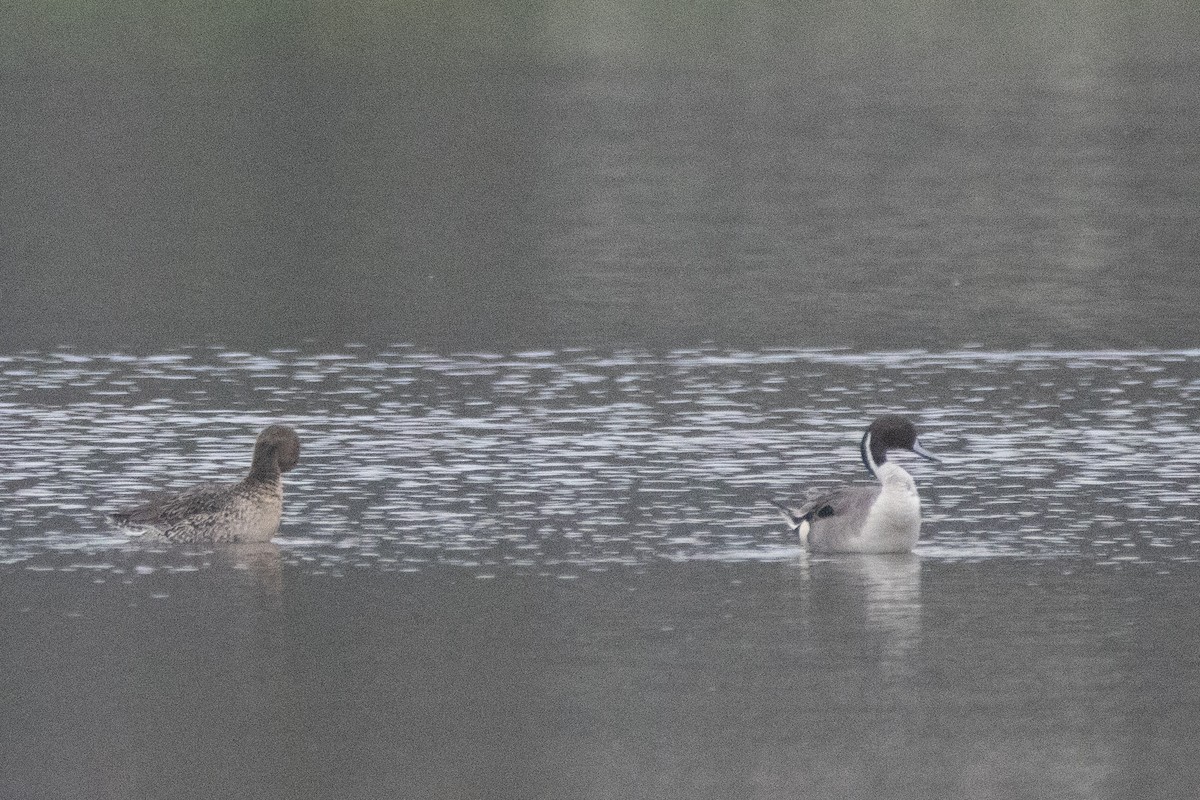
1,346,1197,574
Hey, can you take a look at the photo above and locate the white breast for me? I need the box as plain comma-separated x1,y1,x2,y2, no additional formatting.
858,463,922,552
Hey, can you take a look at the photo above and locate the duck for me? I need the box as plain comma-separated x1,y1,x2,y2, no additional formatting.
111,424,301,543
766,415,937,553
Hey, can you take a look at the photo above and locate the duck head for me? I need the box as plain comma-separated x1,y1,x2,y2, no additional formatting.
248,424,301,480
860,415,937,476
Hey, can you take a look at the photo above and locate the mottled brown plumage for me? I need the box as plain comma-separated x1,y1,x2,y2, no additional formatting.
111,425,301,543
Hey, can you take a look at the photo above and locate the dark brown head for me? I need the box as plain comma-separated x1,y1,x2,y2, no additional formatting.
860,415,937,475
248,424,301,480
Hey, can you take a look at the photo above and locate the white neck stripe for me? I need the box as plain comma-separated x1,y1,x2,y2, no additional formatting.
863,430,881,476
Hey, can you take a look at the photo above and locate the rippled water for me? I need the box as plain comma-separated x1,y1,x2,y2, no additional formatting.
4,346,1200,799
3,346,1198,570
6,0,1200,793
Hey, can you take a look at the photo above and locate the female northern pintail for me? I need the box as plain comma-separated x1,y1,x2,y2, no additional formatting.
767,415,938,553
111,425,300,543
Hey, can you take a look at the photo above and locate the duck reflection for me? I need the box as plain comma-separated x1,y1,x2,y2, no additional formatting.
210,541,284,610
1,540,295,800
126,541,293,798
526,559,1120,799
798,552,923,676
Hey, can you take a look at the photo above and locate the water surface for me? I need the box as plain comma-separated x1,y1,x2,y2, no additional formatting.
3,1,1199,351
2,346,1198,799
4,1,1200,797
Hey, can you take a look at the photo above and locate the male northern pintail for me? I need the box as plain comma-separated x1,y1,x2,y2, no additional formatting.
767,415,938,553
111,425,301,543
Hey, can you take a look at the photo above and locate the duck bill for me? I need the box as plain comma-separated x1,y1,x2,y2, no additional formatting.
912,439,940,462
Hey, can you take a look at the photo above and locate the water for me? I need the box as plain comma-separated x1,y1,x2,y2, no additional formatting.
3,3,1200,352
5,0,1200,796
3,346,1198,569
2,347,1199,798
8,555,1198,799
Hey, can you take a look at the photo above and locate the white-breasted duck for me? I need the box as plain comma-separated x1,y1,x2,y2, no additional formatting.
111,425,301,543
767,415,937,553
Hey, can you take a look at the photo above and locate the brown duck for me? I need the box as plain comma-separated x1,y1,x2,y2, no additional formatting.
111,425,301,543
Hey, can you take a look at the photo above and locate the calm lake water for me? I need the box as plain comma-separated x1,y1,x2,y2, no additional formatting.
4,0,1200,798
3,1,1200,352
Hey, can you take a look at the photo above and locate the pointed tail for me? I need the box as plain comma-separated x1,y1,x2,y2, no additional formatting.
761,498,803,531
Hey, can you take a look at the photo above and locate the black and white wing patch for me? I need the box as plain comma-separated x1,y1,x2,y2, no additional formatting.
764,488,862,530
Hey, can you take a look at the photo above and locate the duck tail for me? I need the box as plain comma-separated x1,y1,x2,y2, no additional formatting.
761,498,803,531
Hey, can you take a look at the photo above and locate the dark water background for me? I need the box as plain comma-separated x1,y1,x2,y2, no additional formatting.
3,2,1200,799
3,1,1200,351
